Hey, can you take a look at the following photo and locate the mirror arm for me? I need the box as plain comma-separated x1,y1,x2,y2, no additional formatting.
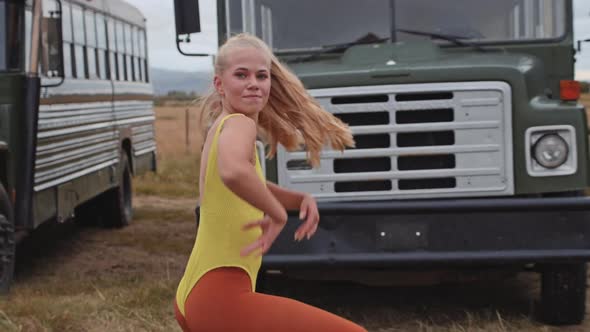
176,34,209,57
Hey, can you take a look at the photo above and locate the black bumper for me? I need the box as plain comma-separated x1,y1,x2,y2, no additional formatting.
262,196,590,268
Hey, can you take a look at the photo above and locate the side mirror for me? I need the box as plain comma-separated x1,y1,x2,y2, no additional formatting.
174,0,208,57
41,17,63,78
40,1,65,87
174,0,201,35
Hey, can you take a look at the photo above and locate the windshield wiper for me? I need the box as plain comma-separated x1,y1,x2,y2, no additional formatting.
286,36,389,63
396,28,487,52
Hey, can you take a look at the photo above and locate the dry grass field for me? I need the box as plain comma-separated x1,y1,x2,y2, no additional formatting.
133,104,204,198
2,99,590,331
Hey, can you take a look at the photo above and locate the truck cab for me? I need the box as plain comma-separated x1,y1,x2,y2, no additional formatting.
175,0,590,325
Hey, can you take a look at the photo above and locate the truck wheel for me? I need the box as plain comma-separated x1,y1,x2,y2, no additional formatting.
0,184,15,294
103,153,133,227
537,263,587,325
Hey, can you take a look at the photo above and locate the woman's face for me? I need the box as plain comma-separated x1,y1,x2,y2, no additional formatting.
214,47,271,118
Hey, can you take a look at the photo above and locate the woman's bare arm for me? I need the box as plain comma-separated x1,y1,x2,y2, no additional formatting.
267,180,320,240
217,116,287,224
266,181,307,211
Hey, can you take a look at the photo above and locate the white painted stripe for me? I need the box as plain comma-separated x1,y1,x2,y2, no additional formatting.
34,159,118,192
134,147,156,156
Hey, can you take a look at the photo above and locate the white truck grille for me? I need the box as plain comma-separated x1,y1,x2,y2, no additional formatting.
277,82,514,201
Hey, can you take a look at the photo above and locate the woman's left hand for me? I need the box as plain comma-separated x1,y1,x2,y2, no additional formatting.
241,215,286,257
294,194,319,241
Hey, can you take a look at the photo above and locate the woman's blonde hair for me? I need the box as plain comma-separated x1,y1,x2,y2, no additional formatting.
197,33,354,167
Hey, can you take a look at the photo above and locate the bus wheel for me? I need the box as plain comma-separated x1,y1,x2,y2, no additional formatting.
103,153,133,227
0,184,15,294
537,263,587,325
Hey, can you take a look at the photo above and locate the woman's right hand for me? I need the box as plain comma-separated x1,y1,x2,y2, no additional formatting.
241,215,286,257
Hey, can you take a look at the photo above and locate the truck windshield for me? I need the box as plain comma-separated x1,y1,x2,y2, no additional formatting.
0,0,23,71
227,0,567,53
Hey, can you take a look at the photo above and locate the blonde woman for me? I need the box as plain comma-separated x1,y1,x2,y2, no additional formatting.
175,33,366,332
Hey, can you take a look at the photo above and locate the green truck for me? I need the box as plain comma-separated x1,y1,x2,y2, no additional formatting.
175,0,590,325
0,0,156,293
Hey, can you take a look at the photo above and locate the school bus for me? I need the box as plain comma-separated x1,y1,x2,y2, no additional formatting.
0,0,156,292
174,0,590,325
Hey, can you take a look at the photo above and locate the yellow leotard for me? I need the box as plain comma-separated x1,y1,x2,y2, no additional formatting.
175,113,264,316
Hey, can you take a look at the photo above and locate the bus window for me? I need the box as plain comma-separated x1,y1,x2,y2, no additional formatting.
74,44,84,78
260,4,273,48
133,26,139,81
115,20,126,80
61,0,72,44
126,54,132,81
84,10,96,46
71,4,86,78
109,50,117,80
138,29,145,58
130,25,136,57
140,29,148,82
71,5,84,44
134,27,140,81
119,53,126,80
107,18,117,80
60,1,73,77
124,23,132,81
96,13,108,79
139,29,146,82
509,0,565,40
116,20,124,53
143,58,149,82
84,10,97,79
62,41,73,77
226,0,244,37
136,58,142,82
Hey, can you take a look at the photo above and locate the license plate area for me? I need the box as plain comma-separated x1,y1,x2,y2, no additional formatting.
376,218,429,251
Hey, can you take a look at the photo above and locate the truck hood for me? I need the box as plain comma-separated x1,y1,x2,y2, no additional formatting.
287,42,546,98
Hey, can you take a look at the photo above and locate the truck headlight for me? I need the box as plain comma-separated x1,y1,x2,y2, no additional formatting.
525,125,577,177
532,134,569,169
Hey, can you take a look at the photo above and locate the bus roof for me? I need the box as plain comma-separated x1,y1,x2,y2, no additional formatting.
69,0,146,27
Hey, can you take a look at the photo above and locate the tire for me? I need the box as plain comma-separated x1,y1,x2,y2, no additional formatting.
0,183,15,294
103,153,133,228
537,263,587,325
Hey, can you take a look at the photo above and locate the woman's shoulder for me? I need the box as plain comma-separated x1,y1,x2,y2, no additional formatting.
220,114,257,135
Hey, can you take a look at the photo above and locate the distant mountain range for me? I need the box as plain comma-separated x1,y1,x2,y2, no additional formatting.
150,67,212,96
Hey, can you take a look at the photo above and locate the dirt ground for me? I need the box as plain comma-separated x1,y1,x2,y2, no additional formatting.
2,196,588,331
2,100,590,331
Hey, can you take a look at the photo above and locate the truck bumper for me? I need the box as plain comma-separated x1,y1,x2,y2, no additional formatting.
262,196,590,268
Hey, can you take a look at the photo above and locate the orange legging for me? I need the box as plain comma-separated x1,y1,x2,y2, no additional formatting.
174,267,367,332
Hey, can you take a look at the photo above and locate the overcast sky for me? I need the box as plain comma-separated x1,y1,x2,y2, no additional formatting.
127,0,590,79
